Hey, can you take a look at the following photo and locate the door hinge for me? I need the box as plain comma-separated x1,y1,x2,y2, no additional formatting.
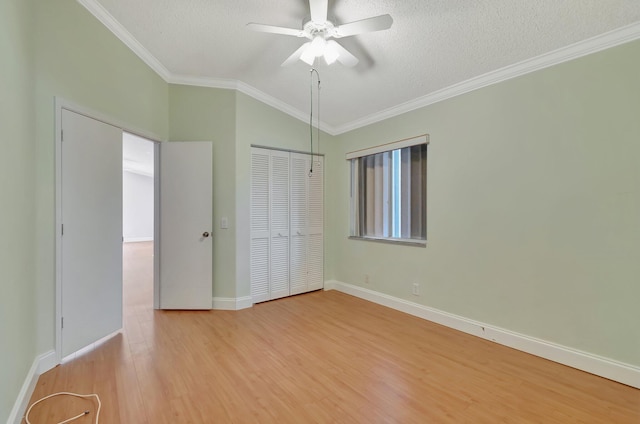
61,224,64,235
61,129,64,142
61,317,64,329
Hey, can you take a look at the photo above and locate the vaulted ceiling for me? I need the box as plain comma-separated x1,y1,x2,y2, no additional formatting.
82,0,640,133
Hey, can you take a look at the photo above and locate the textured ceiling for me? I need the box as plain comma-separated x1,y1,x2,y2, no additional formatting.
91,0,640,132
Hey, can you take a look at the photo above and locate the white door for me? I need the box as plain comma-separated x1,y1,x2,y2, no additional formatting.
159,142,213,309
61,109,123,357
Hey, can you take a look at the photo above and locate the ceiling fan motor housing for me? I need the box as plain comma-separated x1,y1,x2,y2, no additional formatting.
303,18,338,39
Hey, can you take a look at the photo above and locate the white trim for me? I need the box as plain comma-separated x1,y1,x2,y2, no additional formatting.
212,297,238,310
55,97,164,143
168,75,336,135
236,296,254,310
348,235,426,247
236,81,334,135
324,280,640,389
334,22,640,134
123,237,154,243
76,0,172,81
153,143,161,309
346,134,428,159
55,100,64,364
61,330,121,364
6,350,56,424
167,74,238,90
212,296,254,310
37,351,58,375
75,0,640,136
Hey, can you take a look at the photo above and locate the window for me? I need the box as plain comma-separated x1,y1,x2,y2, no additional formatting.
348,135,428,245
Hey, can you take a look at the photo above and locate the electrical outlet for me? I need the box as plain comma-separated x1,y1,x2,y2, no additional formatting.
412,283,420,296
364,274,370,284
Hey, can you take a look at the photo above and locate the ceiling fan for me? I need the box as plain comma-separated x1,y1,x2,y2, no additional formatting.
247,0,393,67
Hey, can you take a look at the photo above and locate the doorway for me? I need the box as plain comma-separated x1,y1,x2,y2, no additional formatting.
122,133,156,315
56,100,214,362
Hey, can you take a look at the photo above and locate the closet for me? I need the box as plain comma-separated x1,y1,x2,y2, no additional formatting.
250,147,324,303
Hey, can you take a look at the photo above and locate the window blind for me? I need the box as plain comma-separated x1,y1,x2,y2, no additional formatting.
350,138,427,242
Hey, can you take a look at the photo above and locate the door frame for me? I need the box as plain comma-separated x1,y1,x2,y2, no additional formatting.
54,97,162,363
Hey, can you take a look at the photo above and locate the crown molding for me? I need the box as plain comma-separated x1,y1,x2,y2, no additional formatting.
167,74,337,135
334,21,640,134
167,74,239,90
235,80,337,135
77,0,640,137
77,0,172,81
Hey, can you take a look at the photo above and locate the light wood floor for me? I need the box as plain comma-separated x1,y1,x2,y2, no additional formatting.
26,242,639,423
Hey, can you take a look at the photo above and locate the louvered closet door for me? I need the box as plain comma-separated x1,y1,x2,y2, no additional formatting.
269,150,290,300
250,148,270,303
289,153,308,295
307,155,324,291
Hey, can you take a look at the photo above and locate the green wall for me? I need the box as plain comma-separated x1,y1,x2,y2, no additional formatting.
33,0,169,354
327,40,640,366
0,0,36,420
168,85,237,298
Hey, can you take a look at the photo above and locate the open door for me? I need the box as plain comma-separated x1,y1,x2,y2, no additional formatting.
159,142,213,309
60,109,123,357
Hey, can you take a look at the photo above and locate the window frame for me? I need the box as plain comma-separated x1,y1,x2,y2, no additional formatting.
347,134,428,247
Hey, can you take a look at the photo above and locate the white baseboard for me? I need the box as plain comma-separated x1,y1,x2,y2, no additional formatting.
123,237,153,243
212,296,253,310
236,296,253,310
324,280,640,389
37,351,57,375
7,350,56,424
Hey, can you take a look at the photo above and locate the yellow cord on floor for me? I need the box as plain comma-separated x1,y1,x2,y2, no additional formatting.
25,392,101,424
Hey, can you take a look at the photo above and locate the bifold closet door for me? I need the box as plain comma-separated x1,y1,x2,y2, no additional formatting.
250,147,323,303
290,153,324,294
250,148,270,303
289,153,308,295
269,150,290,300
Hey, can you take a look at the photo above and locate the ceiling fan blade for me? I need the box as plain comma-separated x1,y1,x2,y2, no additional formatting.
309,0,328,23
334,14,393,38
246,23,305,37
281,42,311,66
327,40,358,67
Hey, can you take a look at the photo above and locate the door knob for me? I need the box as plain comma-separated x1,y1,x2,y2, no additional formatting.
202,232,210,238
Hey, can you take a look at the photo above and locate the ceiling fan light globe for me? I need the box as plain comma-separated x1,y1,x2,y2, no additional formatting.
300,47,316,65
310,35,327,57
324,43,339,64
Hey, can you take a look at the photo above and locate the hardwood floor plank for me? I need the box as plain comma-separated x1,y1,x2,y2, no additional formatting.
24,242,639,423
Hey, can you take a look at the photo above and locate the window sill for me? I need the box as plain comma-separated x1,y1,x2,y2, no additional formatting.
348,236,426,248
